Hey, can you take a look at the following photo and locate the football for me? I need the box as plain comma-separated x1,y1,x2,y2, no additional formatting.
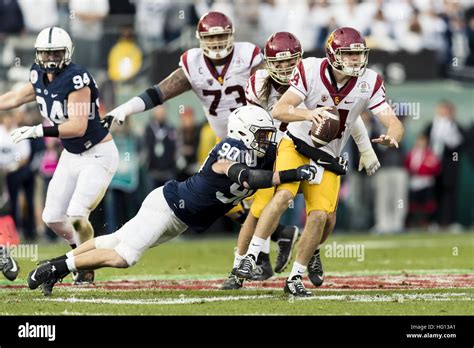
310,106,340,147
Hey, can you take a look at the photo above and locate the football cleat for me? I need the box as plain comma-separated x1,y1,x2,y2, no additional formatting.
27,262,68,291
72,270,95,285
284,276,312,297
274,225,300,273
236,255,256,280
308,249,324,287
252,253,274,281
0,246,19,281
220,268,244,290
41,279,57,297
36,259,55,296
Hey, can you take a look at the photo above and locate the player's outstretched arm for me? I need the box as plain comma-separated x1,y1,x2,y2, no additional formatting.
212,160,317,189
351,115,380,176
272,89,330,125
0,83,36,111
372,106,404,148
10,87,92,143
102,68,192,128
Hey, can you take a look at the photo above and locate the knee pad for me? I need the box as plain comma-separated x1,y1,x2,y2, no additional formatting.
42,208,66,226
114,242,143,267
41,220,76,244
94,234,121,250
69,216,94,244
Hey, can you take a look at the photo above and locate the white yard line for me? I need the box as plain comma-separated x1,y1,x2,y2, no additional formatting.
356,239,473,249
36,292,472,305
36,294,274,305
99,269,474,281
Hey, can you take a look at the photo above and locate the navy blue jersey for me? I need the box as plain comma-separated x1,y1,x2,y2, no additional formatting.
163,138,275,233
29,63,108,154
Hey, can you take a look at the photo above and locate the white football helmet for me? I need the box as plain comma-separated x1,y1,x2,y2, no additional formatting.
227,105,276,157
34,27,74,73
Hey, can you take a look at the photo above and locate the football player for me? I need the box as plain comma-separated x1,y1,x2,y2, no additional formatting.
221,32,380,290
236,27,404,296
26,106,318,296
0,27,119,292
102,11,298,278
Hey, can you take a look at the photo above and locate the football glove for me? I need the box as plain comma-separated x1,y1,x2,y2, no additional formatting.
100,115,115,130
10,125,43,144
296,164,318,181
103,105,128,128
358,148,380,176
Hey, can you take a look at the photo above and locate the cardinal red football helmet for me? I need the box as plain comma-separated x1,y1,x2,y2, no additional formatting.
326,27,369,77
264,32,303,85
196,11,234,60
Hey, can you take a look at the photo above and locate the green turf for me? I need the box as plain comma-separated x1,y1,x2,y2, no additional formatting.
0,231,473,315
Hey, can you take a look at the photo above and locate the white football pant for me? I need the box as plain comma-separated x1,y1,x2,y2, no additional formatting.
105,187,188,266
42,140,119,235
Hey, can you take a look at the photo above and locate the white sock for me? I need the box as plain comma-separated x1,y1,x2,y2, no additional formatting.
65,256,77,272
261,237,271,254
233,253,244,269
66,251,74,259
246,236,266,260
288,261,307,280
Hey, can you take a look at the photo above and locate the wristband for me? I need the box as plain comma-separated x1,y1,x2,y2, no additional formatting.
42,124,59,137
279,169,298,183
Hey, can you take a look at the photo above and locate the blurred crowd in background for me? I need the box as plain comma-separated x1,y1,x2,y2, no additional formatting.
0,0,473,243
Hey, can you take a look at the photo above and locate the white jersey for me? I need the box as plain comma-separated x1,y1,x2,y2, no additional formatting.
245,69,307,143
287,57,389,157
179,42,263,139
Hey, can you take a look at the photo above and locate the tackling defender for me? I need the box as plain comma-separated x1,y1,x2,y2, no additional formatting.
222,32,381,290
0,27,119,292
26,106,318,295
236,27,404,296
103,11,298,278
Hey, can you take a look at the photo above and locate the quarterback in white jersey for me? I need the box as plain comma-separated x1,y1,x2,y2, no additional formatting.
104,11,263,141
237,27,404,297
222,32,381,291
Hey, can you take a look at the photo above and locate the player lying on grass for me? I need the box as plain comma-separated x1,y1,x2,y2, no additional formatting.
101,11,299,280
27,105,323,296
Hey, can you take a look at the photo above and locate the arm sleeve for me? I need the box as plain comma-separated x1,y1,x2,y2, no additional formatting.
245,73,263,106
249,45,263,69
351,116,372,153
368,74,389,114
288,60,310,100
227,162,274,189
179,51,192,83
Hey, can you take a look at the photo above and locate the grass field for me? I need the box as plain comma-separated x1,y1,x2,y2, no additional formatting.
0,231,472,315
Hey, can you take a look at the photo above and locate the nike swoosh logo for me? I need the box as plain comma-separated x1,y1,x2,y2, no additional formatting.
30,269,37,282
317,160,331,165
9,258,18,272
51,94,58,98
94,155,103,158
344,100,354,104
